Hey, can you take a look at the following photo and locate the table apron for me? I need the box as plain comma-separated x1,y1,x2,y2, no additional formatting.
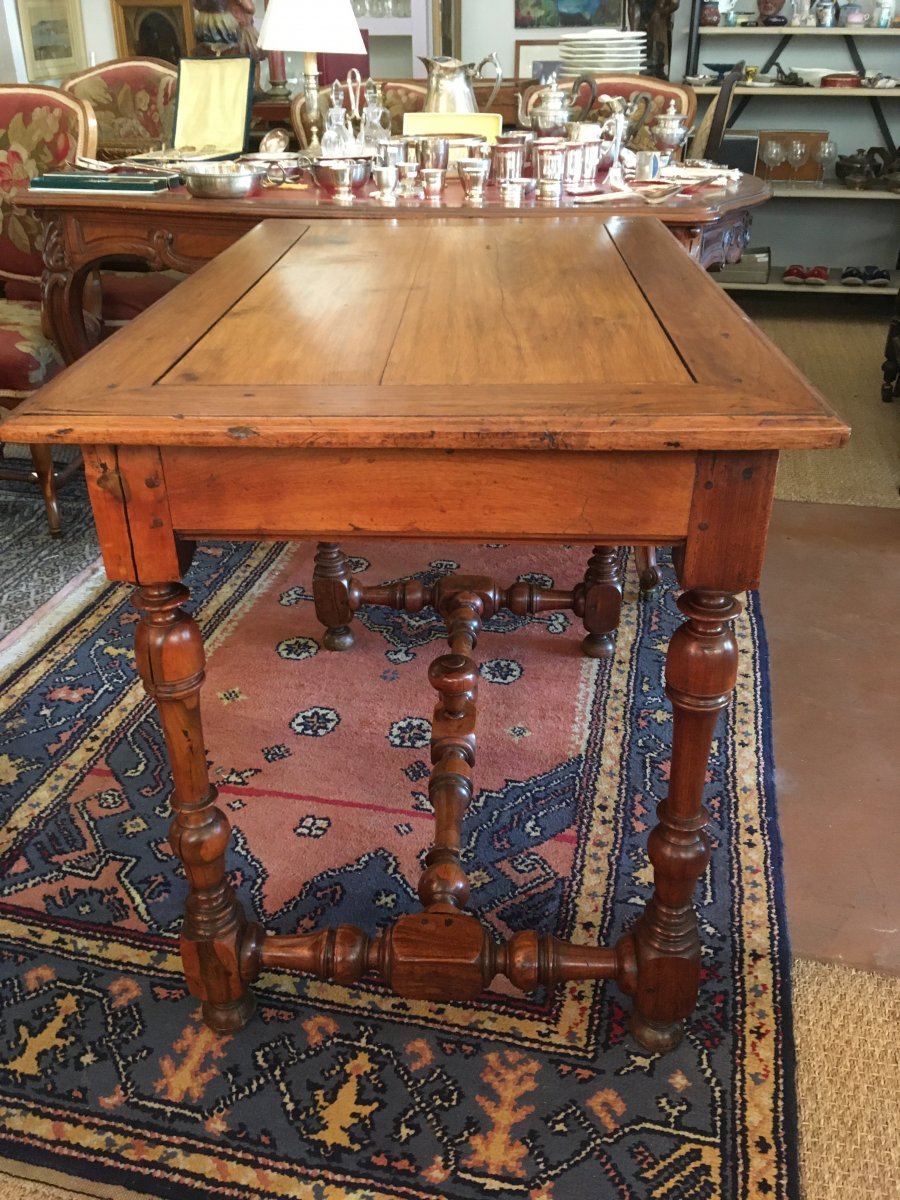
159,446,696,542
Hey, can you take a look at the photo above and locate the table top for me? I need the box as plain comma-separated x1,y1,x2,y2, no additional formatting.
24,172,771,228
4,216,846,453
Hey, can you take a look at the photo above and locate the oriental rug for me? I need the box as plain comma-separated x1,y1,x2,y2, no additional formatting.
0,540,798,1200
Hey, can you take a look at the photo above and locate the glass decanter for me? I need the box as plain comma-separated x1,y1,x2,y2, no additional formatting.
321,80,354,157
361,79,391,150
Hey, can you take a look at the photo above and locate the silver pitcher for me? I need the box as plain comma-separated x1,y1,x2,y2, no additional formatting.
420,54,503,114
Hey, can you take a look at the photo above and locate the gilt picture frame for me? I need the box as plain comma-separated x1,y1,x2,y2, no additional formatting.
109,0,195,65
16,0,88,82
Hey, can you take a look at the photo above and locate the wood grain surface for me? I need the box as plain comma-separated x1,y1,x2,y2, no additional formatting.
3,217,849,453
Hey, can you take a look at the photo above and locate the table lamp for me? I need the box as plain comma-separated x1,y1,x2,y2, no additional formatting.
258,0,366,156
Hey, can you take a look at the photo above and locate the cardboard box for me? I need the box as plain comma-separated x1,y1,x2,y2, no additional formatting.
717,246,771,283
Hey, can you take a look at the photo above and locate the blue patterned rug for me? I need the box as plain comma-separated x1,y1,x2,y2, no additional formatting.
0,540,798,1200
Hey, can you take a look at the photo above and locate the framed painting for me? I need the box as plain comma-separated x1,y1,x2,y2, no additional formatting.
515,0,624,28
16,0,88,81
514,39,562,79
110,0,195,65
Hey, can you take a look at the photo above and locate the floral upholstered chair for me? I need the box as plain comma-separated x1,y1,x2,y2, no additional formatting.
61,57,177,160
0,84,97,535
61,58,181,326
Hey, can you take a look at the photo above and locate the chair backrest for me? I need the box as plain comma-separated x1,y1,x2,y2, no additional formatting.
0,85,97,284
61,57,177,160
690,63,745,162
290,81,428,148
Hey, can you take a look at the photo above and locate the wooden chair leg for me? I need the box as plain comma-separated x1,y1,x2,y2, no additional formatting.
634,545,662,596
29,443,61,537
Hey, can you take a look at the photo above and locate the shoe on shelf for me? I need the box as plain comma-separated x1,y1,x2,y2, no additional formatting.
805,265,829,285
782,264,807,284
840,266,865,287
862,265,891,287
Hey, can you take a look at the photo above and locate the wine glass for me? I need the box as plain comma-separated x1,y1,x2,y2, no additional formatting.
814,139,837,188
786,139,809,189
760,139,786,182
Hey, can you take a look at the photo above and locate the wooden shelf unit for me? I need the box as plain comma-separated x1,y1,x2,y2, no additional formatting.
718,268,899,294
699,26,900,36
769,183,900,199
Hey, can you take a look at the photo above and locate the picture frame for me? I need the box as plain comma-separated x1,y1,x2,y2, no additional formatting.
109,0,195,65
514,39,561,80
16,0,88,82
515,0,624,29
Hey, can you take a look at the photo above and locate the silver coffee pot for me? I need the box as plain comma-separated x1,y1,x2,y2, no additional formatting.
420,54,503,114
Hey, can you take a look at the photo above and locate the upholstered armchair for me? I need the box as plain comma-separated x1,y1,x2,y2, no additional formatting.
0,85,97,534
61,57,177,160
59,58,181,327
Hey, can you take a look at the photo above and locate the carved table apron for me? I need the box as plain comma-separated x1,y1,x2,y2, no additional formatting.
29,174,769,364
2,216,845,1052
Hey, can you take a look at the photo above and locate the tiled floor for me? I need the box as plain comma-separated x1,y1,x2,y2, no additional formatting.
762,499,900,975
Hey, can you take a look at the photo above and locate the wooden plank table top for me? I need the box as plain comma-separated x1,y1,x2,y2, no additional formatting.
2,215,848,1052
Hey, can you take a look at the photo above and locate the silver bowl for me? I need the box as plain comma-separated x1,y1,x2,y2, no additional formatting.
305,157,372,195
181,161,267,199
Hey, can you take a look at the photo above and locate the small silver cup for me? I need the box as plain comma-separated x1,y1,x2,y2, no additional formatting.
491,142,525,184
496,130,534,168
329,161,354,203
579,139,602,184
397,160,424,199
458,157,489,203
377,139,404,168
564,142,585,189
498,178,524,206
533,140,566,183
537,177,562,204
421,166,446,200
372,163,398,201
416,136,450,171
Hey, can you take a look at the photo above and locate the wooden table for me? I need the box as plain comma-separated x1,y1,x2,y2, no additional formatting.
3,216,846,1052
30,173,769,364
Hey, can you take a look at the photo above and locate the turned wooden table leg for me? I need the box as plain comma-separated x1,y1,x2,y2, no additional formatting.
577,545,624,658
313,542,357,651
629,588,740,1053
134,583,260,1033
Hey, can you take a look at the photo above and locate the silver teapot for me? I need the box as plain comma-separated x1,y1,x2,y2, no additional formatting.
517,73,597,136
420,54,503,114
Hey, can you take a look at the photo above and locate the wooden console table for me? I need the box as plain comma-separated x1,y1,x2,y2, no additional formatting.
2,216,845,1051
28,174,769,364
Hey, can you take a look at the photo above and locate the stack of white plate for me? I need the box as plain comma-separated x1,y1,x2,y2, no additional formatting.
558,29,647,75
